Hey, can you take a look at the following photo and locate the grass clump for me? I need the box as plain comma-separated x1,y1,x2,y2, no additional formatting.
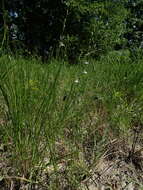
0,54,143,189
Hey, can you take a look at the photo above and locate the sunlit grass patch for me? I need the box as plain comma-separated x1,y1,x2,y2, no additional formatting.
0,54,143,189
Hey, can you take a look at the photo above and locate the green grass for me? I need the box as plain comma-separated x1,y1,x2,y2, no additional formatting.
0,54,143,189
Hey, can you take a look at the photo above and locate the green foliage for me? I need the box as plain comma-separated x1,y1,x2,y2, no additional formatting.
125,0,143,49
0,0,129,61
60,0,128,60
0,53,143,189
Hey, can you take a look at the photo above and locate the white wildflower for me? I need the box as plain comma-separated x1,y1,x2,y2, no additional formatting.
84,61,89,65
83,70,87,74
59,42,65,47
8,55,12,61
74,79,79,83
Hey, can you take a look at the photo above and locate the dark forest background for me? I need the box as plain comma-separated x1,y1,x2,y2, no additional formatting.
0,0,143,62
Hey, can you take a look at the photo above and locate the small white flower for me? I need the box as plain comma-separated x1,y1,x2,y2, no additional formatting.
84,61,89,65
74,79,79,83
133,2,136,7
83,70,87,74
8,55,12,61
59,42,65,47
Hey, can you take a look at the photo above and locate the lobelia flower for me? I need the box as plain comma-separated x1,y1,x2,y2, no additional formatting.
84,61,89,65
74,79,79,83
83,70,87,74
59,42,65,47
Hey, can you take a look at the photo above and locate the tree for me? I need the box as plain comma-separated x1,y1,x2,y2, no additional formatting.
58,0,128,61
125,0,143,48
0,0,128,61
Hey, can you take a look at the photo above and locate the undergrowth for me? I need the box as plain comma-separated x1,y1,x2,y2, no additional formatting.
0,54,143,189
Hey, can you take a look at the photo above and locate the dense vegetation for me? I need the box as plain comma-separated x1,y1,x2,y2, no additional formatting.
0,0,143,190
0,0,143,60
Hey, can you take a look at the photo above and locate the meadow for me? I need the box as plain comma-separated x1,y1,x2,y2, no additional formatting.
0,52,143,189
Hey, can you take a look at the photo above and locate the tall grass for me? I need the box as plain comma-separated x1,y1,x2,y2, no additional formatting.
0,55,90,188
0,54,143,189
1,57,60,176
